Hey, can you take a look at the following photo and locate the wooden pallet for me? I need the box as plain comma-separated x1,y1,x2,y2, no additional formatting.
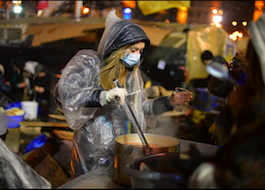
19,121,69,128
34,152,69,188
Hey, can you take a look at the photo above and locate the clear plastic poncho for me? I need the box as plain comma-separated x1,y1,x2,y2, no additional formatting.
54,9,167,179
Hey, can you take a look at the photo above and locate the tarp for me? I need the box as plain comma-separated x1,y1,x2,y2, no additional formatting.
24,20,174,47
25,22,106,46
21,17,237,82
186,26,236,80
140,25,173,46
135,21,236,81
135,22,237,87
137,1,191,16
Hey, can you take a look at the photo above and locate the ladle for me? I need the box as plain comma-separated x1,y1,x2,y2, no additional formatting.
206,61,240,87
113,79,150,150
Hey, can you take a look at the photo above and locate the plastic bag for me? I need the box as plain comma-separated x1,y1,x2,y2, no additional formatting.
0,138,51,189
24,134,48,153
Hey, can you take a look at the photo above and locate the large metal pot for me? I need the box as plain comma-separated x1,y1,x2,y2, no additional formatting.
113,133,180,187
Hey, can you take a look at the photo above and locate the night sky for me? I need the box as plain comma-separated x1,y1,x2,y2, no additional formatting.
219,1,255,35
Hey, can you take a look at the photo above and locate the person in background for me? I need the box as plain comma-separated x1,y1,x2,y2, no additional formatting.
0,64,11,108
0,64,11,95
201,50,214,65
200,50,228,86
213,121,265,188
29,64,51,121
187,50,227,140
188,50,227,96
6,57,28,102
0,64,11,99
189,50,214,91
188,12,265,188
207,50,247,98
54,9,192,179
189,121,265,189
207,51,248,145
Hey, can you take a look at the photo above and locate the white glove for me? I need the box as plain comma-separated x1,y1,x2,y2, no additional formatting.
100,87,128,106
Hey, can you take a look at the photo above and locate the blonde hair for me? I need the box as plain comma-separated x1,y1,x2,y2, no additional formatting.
95,44,137,90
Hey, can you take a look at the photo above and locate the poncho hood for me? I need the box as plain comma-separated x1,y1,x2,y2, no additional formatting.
97,9,150,64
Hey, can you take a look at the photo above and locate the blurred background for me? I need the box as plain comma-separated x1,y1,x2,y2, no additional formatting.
0,0,263,112
0,0,262,88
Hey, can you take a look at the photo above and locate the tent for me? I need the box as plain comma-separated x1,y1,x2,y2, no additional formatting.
0,17,238,90
133,21,237,89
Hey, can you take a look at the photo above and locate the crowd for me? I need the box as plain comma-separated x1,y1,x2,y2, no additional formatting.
0,58,52,121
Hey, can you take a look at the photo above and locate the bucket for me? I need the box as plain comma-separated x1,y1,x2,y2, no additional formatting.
21,101,39,120
6,113,25,128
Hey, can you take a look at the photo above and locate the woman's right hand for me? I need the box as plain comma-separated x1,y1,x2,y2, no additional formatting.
103,87,128,105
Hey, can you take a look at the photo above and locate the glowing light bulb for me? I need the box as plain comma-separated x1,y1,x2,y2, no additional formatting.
232,21,237,26
212,9,218,14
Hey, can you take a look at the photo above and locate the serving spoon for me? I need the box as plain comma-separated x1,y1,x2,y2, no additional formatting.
113,79,150,151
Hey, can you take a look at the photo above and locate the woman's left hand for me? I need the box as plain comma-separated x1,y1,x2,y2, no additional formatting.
168,89,193,108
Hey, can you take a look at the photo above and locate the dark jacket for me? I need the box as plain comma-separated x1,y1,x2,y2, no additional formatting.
29,70,51,103
207,68,246,98
6,69,25,102
0,70,11,94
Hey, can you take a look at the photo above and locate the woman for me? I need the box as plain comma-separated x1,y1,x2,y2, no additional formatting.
54,9,192,179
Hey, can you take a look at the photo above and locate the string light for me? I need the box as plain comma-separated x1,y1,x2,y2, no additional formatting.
242,21,247,26
232,21,237,26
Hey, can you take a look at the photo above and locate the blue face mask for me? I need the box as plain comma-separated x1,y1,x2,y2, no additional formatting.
120,53,141,69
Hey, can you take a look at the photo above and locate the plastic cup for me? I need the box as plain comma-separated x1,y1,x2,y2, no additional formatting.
173,87,192,112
